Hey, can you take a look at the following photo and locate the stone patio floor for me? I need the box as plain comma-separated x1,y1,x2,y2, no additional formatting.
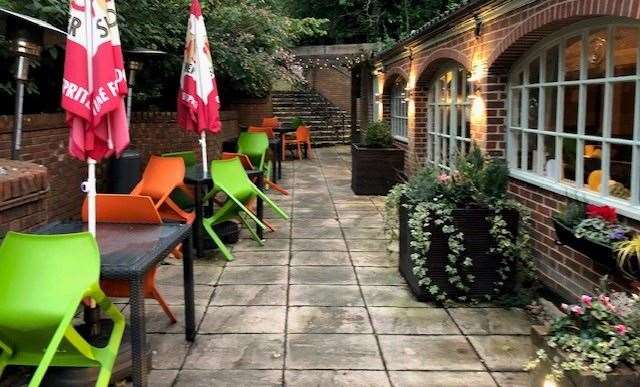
144,146,534,387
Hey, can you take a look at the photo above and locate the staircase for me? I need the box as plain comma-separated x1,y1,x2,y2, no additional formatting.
271,90,351,146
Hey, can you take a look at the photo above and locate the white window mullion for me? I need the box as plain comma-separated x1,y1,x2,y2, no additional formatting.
575,31,589,189
632,31,640,205
434,85,442,168
600,27,615,197
537,51,546,174
521,67,530,170
450,70,458,169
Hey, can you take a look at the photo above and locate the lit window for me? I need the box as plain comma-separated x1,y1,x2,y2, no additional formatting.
427,65,472,169
508,21,640,217
391,80,408,140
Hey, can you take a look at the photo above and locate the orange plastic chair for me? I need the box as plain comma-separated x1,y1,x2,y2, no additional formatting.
261,117,280,130
130,155,195,225
283,125,313,161
81,195,177,323
248,126,275,140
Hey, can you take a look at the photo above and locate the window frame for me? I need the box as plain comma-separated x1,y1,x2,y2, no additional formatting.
507,18,640,220
390,79,409,141
427,64,472,170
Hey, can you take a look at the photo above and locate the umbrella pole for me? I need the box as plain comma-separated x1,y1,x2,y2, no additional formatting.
87,158,97,236
200,132,208,174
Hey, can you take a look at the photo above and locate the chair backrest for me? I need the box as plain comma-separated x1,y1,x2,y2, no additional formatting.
237,132,269,168
0,232,100,327
588,170,603,191
210,157,254,199
162,151,197,167
296,125,311,142
261,117,279,129
133,156,186,201
82,194,163,224
221,152,254,170
248,126,275,139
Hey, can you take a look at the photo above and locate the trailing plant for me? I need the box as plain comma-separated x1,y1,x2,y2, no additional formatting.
384,144,535,304
363,121,393,148
615,236,640,279
526,290,640,382
556,202,586,229
574,218,631,245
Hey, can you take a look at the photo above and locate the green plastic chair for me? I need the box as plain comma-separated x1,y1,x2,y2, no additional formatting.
0,232,125,387
203,157,289,261
237,132,272,179
162,151,197,210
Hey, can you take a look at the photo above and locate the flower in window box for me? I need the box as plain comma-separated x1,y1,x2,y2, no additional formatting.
586,204,618,223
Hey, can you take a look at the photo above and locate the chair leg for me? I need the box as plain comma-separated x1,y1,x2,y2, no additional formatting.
239,213,265,245
171,245,183,259
265,179,289,195
281,136,286,161
95,365,114,387
306,142,313,159
297,142,303,160
203,222,235,261
151,287,177,324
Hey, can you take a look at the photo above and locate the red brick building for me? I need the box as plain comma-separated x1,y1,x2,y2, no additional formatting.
370,0,640,299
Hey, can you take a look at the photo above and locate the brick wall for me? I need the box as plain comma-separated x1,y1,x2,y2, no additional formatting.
0,111,239,225
225,97,273,127
374,0,640,299
306,68,352,112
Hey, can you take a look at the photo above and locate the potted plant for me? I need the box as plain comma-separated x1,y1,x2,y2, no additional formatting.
351,121,405,196
384,145,534,303
527,289,640,386
553,203,638,279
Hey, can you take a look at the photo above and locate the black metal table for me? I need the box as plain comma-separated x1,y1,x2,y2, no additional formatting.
36,221,194,387
184,164,264,258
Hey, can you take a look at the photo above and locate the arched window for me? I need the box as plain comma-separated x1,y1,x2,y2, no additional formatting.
390,80,408,140
427,65,472,169
508,19,640,216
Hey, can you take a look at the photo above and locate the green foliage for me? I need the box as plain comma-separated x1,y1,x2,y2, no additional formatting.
0,0,327,108
614,236,640,279
527,292,640,382
283,0,462,44
364,121,393,148
556,202,586,228
290,117,305,129
574,218,630,246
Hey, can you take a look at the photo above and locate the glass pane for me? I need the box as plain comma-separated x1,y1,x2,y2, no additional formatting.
612,82,635,139
614,27,638,77
610,144,633,200
457,68,466,102
544,87,557,131
511,131,522,169
543,135,558,179
584,141,602,190
529,88,539,129
588,29,608,79
562,138,577,184
529,57,540,84
565,35,582,81
441,137,449,167
513,71,523,86
464,105,471,139
564,85,579,133
585,84,605,136
463,141,471,156
526,133,538,171
546,45,560,82
511,89,521,127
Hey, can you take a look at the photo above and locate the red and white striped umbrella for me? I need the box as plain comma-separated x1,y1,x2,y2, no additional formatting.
177,0,221,174
62,0,130,235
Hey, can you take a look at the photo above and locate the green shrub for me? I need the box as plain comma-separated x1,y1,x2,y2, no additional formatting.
290,117,305,129
364,121,393,148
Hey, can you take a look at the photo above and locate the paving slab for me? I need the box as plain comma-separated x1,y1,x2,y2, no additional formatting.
291,238,348,251
388,371,496,387
285,370,390,387
157,264,222,286
182,334,285,370
467,336,533,371
356,267,406,285
174,370,283,387
448,308,532,335
199,306,287,333
287,334,383,370
148,333,190,370
290,251,351,266
211,284,287,306
350,251,397,267
289,285,365,306
287,306,372,333
218,266,288,285
361,286,431,307
492,372,529,387
290,266,357,285
227,251,290,266
368,307,460,335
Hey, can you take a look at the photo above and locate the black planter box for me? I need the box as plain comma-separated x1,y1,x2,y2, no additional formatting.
399,198,519,300
351,144,405,196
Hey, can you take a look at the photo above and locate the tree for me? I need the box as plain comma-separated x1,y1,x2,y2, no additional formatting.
0,0,327,112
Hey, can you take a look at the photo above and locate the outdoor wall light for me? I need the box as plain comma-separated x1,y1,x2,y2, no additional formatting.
474,14,483,38
1,7,66,160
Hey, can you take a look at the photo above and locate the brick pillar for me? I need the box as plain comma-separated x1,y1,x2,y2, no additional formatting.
477,70,508,158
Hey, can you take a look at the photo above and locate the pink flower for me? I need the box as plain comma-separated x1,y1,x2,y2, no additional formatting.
615,324,627,335
599,295,614,310
561,303,569,312
437,174,451,183
570,305,584,315
581,295,593,308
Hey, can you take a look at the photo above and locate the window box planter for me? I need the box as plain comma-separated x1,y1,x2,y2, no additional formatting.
529,325,640,387
551,218,640,280
351,144,404,196
398,197,519,300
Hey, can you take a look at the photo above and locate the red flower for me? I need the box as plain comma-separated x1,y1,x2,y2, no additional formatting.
586,204,618,223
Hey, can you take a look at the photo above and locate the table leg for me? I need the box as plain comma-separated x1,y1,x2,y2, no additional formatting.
129,276,148,387
277,140,283,180
193,181,204,258
272,142,278,183
183,234,196,341
256,172,264,240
